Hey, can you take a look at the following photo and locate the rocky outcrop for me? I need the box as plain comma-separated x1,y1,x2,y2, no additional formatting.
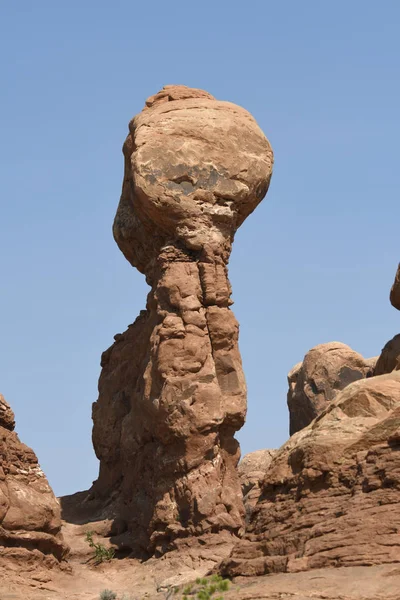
0,394,67,561
287,342,374,435
221,372,400,577
0,393,15,431
390,263,400,310
239,450,277,519
91,85,273,554
375,334,400,376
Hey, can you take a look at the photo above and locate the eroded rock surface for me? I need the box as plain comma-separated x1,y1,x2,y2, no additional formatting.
287,342,374,435
91,85,273,554
375,334,400,376
0,393,15,431
239,449,277,520
390,263,400,310
0,393,67,562
221,372,400,577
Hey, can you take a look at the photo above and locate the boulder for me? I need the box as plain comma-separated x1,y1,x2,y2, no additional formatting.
220,372,400,576
287,342,374,435
91,85,273,554
0,394,67,561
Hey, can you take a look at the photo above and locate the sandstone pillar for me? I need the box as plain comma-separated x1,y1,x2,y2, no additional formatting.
91,85,273,554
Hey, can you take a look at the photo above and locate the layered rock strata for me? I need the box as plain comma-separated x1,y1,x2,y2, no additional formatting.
221,372,400,576
287,342,374,435
0,394,66,561
91,85,273,554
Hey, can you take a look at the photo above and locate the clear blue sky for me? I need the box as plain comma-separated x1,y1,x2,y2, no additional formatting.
0,2,399,497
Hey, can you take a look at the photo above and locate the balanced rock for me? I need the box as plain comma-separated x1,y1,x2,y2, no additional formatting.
91,85,273,554
390,263,400,310
0,393,67,561
287,342,374,435
221,371,400,577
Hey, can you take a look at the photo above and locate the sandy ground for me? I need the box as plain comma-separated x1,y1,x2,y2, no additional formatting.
1,515,400,600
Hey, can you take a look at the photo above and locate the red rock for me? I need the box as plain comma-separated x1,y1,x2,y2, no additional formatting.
91,85,273,554
220,372,400,577
287,342,374,435
0,394,15,431
0,394,67,560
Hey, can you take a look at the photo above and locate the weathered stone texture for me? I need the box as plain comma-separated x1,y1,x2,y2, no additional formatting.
239,449,277,520
0,394,67,560
287,342,374,435
221,372,400,577
91,85,273,554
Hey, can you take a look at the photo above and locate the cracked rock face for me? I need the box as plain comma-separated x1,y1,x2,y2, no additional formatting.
91,85,273,554
0,394,67,561
287,342,375,435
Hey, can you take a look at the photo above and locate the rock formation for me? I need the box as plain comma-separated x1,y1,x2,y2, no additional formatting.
221,371,400,576
0,393,66,562
375,334,400,376
91,85,273,554
287,342,374,435
375,264,400,376
238,449,277,520
390,263,400,310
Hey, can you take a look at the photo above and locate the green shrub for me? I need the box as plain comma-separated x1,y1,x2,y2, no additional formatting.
99,590,117,600
175,574,230,599
85,530,115,564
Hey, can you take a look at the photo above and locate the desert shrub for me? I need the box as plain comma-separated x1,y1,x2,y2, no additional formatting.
99,590,117,600
176,574,230,599
85,530,115,564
